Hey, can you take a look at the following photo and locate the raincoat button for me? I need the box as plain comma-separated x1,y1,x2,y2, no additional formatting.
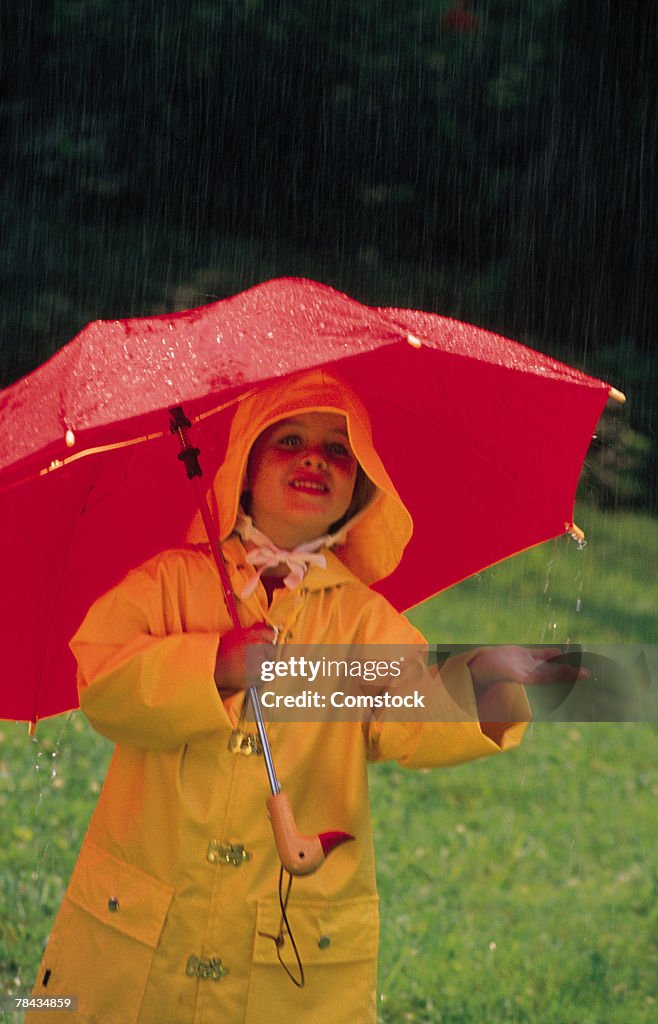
186,955,229,980
228,729,263,756
207,840,251,866
107,898,120,913
318,935,331,949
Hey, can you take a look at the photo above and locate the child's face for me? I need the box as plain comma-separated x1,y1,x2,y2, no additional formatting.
246,412,358,547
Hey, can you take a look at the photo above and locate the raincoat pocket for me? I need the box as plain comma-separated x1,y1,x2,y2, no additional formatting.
245,895,379,1024
31,840,174,1024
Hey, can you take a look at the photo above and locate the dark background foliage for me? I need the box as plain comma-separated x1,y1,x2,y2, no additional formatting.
1,0,655,504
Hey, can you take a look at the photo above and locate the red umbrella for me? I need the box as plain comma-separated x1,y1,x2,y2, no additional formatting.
0,277,621,727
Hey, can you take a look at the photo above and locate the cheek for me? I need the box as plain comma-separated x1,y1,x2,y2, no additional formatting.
328,453,357,476
334,462,358,498
248,448,293,489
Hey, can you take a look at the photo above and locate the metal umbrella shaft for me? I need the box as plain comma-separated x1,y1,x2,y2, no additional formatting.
248,676,281,795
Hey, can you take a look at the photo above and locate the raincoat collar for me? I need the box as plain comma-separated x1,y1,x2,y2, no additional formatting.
220,533,363,597
234,511,333,597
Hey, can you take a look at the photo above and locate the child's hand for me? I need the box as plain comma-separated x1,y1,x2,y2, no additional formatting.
468,646,590,689
214,623,275,698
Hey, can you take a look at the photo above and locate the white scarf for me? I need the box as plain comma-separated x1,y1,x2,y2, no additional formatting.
234,512,344,599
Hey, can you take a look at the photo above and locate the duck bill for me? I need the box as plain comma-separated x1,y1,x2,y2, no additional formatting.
266,791,355,876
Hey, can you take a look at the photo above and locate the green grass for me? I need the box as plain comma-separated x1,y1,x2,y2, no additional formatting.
0,714,112,1014
406,503,658,646
372,725,657,1023
1,504,657,1021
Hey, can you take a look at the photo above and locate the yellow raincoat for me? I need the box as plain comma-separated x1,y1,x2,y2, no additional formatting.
30,371,529,1024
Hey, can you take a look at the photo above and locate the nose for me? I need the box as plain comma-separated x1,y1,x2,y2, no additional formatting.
302,446,327,470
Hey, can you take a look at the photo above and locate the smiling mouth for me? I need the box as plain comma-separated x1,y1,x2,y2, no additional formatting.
289,479,329,494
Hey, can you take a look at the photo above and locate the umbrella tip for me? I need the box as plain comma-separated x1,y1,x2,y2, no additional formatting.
406,334,423,349
566,522,586,547
28,720,38,736
607,387,626,404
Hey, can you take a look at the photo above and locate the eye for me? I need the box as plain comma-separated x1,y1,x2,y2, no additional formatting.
325,440,356,460
277,433,303,448
326,442,351,458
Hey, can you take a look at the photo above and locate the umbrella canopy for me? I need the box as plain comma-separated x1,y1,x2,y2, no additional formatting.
0,277,614,724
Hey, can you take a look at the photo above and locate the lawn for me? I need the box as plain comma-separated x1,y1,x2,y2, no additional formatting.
372,723,657,1023
406,503,657,646
1,503,656,1021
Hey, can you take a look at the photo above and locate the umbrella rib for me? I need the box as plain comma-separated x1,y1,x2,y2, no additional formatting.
194,387,259,423
0,432,166,495
0,394,259,496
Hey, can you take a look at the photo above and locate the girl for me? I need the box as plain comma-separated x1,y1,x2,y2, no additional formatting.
30,370,557,1023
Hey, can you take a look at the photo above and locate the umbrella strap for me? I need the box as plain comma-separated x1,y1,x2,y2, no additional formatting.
257,868,305,988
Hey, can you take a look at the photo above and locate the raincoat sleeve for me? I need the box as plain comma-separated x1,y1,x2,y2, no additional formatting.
70,554,233,751
357,594,530,768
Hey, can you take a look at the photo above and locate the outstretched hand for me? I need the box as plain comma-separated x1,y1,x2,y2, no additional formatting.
468,646,590,690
